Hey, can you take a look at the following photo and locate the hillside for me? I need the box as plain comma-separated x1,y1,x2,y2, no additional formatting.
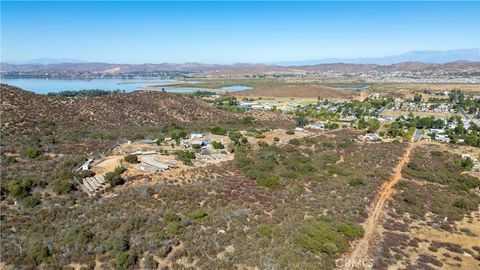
1,84,233,127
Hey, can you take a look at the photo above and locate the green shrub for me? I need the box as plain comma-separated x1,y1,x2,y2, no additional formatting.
212,141,225,149
395,181,408,190
286,130,295,135
188,209,208,220
175,151,196,160
257,225,278,237
51,178,75,195
165,221,181,235
453,198,476,210
75,170,95,178
349,178,366,187
105,172,124,186
24,146,41,159
338,222,364,238
156,136,165,145
124,154,139,164
338,139,354,148
21,196,41,208
116,251,137,270
403,193,419,205
114,165,127,174
64,227,94,250
2,154,17,164
295,219,349,254
175,150,196,165
33,246,51,264
229,131,243,142
289,139,300,145
325,122,339,129
129,133,145,141
164,212,181,223
39,117,55,128
109,236,130,252
461,157,474,170
256,175,280,189
211,127,227,135
170,130,187,140
6,181,30,198
258,141,269,147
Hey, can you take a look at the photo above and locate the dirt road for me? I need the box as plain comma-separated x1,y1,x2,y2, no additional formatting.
342,142,414,269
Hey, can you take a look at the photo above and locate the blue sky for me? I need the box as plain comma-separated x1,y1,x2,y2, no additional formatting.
1,1,479,64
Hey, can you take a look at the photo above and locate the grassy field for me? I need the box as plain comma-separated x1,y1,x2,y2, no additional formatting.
173,78,364,100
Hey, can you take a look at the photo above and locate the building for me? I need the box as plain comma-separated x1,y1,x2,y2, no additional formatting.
191,140,211,148
305,122,325,130
190,133,203,139
363,133,381,141
76,159,94,172
435,134,450,143
130,150,157,155
137,157,177,173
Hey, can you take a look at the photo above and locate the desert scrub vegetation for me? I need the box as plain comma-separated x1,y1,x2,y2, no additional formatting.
296,217,364,255
403,146,480,189
0,132,407,269
394,145,480,221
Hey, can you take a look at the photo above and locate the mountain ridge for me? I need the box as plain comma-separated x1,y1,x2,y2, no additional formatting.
274,48,480,66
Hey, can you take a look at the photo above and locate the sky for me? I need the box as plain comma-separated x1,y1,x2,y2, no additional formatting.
1,1,479,64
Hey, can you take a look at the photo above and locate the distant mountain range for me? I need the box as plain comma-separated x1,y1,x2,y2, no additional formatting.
3,49,479,67
274,49,480,66
1,49,479,75
5,58,87,65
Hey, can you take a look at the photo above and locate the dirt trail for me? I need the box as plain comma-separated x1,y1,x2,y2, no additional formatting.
344,142,414,269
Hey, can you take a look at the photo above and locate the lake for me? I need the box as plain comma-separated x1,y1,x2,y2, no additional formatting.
221,85,253,91
0,78,253,94
0,78,180,94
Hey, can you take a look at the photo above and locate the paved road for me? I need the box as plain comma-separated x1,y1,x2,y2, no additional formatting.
413,128,422,142
459,106,470,121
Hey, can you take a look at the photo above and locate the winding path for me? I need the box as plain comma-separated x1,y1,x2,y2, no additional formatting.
343,142,414,269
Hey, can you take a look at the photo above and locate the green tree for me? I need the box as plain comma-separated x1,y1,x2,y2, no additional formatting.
212,141,225,149
211,127,227,135
124,155,139,164
105,172,124,186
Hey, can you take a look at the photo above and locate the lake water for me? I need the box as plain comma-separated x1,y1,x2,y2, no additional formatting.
221,85,253,91
0,78,252,94
0,78,180,94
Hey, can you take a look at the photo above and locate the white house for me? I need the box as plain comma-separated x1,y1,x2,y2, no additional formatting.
190,133,203,139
